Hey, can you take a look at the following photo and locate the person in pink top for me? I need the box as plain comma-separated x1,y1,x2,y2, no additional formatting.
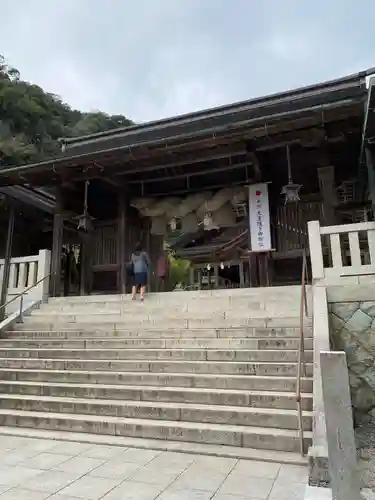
156,251,169,292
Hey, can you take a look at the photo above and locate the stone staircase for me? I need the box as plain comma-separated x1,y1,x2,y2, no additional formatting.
0,286,313,461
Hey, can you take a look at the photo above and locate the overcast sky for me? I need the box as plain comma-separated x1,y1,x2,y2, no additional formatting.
1,0,375,123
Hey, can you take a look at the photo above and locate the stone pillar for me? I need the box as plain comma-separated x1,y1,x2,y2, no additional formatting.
308,286,330,487
320,351,361,500
37,249,51,303
308,220,325,282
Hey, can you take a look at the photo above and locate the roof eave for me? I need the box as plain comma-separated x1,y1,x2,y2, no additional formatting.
60,67,373,148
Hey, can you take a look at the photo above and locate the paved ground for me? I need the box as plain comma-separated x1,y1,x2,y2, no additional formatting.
0,435,308,499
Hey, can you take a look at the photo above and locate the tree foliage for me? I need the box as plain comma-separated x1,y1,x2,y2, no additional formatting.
168,254,191,290
0,55,133,167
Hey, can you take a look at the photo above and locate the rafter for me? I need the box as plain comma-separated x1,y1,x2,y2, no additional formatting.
126,159,252,184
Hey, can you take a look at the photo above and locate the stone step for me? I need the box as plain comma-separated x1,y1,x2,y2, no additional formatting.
25,311,311,329
0,337,314,350
0,348,314,362
44,292,302,303
40,298,271,308
32,307,302,319
0,286,314,456
0,368,314,392
0,381,313,409
16,317,311,332
0,409,313,452
42,303,270,313
6,326,312,339
0,425,308,464
0,394,313,430
0,358,314,376
47,286,304,302
41,306,302,318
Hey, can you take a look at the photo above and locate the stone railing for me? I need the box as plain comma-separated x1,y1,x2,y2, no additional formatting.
308,285,330,487
307,219,375,491
0,250,51,314
308,220,375,286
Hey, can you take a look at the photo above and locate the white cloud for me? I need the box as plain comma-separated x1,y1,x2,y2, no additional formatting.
1,0,374,122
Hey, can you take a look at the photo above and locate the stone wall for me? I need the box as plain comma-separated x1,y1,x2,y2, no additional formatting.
329,298,375,426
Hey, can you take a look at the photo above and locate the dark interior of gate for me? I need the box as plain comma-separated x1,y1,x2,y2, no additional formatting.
0,69,373,295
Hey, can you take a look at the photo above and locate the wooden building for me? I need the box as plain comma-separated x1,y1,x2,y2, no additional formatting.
0,69,375,295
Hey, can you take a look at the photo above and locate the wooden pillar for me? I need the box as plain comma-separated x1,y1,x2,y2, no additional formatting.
247,222,257,286
189,267,194,289
117,192,126,294
258,253,270,287
79,233,88,296
0,204,15,321
50,188,63,297
239,260,245,288
248,255,257,287
79,237,85,296
143,220,153,292
366,148,375,217
318,166,338,225
214,264,219,289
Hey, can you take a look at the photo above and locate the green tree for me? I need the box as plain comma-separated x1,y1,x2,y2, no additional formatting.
168,254,191,290
0,55,20,81
0,55,133,167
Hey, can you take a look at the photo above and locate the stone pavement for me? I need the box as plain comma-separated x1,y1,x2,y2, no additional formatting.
0,434,308,499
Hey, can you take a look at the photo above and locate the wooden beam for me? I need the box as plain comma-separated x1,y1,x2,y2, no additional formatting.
127,159,252,185
115,146,247,177
69,139,248,183
100,176,126,189
143,178,251,198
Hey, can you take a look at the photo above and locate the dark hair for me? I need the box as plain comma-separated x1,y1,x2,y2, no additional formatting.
134,242,143,253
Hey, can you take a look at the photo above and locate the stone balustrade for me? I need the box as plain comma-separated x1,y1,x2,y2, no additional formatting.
0,249,51,314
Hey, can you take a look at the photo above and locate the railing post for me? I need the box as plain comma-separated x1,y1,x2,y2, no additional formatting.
37,250,51,302
308,220,324,281
320,351,361,500
19,294,24,323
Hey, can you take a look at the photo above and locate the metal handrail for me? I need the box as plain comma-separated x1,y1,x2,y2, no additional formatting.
296,250,309,456
0,272,54,323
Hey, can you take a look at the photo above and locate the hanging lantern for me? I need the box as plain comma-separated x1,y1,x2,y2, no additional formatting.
203,213,213,228
169,217,177,231
77,180,94,232
281,145,302,204
281,183,302,203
